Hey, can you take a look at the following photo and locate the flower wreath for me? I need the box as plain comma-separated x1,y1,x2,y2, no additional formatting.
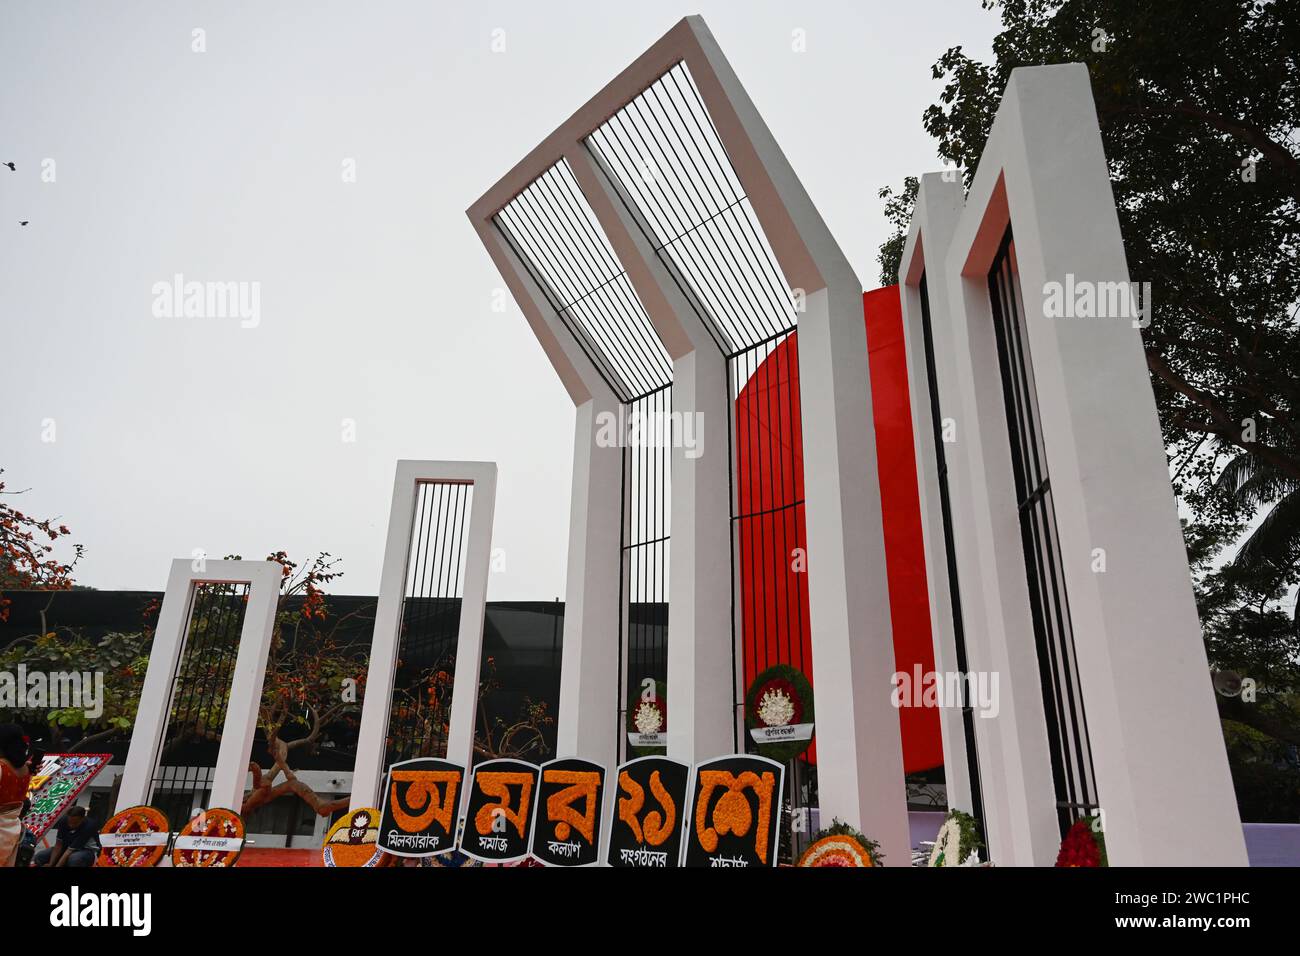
96,805,171,868
173,807,245,868
797,819,883,867
1055,815,1108,867
928,809,983,866
626,679,668,757
744,663,814,762
322,807,384,868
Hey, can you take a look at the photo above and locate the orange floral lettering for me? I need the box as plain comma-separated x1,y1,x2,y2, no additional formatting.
694,770,775,863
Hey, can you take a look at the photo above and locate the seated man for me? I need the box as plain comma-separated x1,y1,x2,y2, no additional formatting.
34,805,98,868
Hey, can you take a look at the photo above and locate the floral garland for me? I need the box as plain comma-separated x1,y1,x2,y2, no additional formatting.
96,805,170,868
1055,816,1108,867
744,663,815,762
173,807,245,868
322,807,384,868
928,809,984,867
626,680,668,757
797,819,882,867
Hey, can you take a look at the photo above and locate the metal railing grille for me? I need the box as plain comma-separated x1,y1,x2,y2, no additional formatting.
729,334,809,741
385,480,474,766
586,61,799,355
618,385,671,758
988,231,1098,835
149,581,249,819
494,159,672,404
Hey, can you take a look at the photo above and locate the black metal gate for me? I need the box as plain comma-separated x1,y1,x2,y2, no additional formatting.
149,581,249,821
988,230,1098,835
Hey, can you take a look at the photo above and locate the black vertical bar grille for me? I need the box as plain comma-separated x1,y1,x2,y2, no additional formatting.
585,61,799,356
619,384,672,760
727,335,807,736
149,580,250,820
987,230,1098,836
384,480,474,767
918,271,986,833
587,57,800,717
492,159,673,405
491,162,674,761
584,62,809,839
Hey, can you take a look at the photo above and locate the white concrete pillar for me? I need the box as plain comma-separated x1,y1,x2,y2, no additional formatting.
682,16,912,863
898,174,1020,862
555,395,625,768
470,222,626,771
938,63,1246,865
118,559,282,813
994,64,1244,865
351,461,498,811
795,279,912,865
897,176,976,820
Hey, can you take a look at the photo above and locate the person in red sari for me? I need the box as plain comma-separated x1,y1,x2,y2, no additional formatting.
0,724,38,867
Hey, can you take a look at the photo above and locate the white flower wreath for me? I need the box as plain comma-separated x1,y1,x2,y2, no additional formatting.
927,811,981,866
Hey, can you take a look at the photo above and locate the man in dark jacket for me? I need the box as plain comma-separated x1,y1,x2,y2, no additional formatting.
34,805,99,867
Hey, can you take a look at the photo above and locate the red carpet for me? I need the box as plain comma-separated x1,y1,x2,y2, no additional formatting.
237,847,321,867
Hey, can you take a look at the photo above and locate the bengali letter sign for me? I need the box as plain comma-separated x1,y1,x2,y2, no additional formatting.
457,759,539,864
378,757,465,858
607,755,688,868
529,757,605,867
683,754,785,868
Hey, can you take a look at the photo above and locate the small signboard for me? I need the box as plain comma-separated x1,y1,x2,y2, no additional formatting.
377,757,465,858
683,754,784,868
607,755,688,868
457,759,538,864
529,757,605,867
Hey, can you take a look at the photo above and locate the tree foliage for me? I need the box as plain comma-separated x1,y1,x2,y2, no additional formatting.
2,541,555,819
0,469,83,622
878,0,1299,519
877,0,1300,818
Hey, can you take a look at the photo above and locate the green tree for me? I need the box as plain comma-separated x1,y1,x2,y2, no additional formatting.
877,0,1300,817
3,548,554,819
877,0,1299,518
0,469,83,623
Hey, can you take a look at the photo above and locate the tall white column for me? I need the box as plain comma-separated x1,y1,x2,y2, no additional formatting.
209,565,281,811
796,279,912,865
996,64,1245,865
471,222,626,771
445,467,498,773
555,396,625,768
681,17,912,863
898,174,1019,861
898,176,973,817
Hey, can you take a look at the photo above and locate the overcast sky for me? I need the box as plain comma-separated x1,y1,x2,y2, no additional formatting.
0,0,997,598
